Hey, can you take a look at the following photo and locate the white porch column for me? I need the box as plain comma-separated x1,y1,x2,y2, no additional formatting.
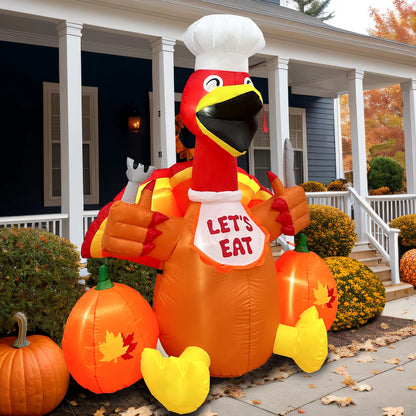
57,21,84,252
347,69,367,242
334,94,345,179
401,80,416,194
267,57,289,181
151,38,176,168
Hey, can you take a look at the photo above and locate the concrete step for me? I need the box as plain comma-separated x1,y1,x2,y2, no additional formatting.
369,264,392,282
384,282,414,302
350,243,378,260
358,256,385,268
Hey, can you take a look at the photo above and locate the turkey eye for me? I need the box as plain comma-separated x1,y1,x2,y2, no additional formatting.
204,75,223,92
244,77,254,86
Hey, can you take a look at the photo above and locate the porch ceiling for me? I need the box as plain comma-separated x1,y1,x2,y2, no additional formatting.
0,12,410,98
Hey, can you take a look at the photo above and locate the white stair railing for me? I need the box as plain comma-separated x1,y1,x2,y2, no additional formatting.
348,187,400,284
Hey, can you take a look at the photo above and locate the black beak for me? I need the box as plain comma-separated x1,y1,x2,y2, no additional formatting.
196,91,263,154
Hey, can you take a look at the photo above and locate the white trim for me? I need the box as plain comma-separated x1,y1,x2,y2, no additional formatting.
401,80,416,194
188,189,242,202
289,107,308,183
43,82,99,206
333,94,344,179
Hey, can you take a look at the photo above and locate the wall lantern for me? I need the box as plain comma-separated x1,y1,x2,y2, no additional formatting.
128,111,142,133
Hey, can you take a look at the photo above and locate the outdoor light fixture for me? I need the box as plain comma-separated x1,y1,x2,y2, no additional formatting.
128,110,142,133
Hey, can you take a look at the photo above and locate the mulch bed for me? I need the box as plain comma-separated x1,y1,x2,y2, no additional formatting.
48,314,416,416
328,315,416,348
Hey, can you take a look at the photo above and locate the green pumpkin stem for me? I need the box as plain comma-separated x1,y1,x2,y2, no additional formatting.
295,233,310,253
95,264,114,291
13,312,30,348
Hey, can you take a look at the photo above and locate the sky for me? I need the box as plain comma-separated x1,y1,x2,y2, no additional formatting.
327,0,397,35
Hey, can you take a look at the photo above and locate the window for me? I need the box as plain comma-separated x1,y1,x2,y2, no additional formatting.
43,82,99,206
249,105,307,187
289,108,308,185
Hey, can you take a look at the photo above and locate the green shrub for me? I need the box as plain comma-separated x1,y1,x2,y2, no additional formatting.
0,228,84,343
390,214,416,248
327,179,348,191
87,257,157,305
299,181,326,192
368,156,404,192
325,257,385,331
299,205,357,257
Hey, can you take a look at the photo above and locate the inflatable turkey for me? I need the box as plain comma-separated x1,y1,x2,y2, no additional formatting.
81,14,331,414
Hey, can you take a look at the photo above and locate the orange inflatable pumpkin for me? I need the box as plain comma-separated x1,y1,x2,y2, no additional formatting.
400,249,416,286
275,233,337,330
0,312,69,416
62,265,159,393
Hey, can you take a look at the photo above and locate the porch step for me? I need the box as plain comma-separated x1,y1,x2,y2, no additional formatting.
383,282,414,302
350,242,378,260
351,243,415,302
370,264,392,283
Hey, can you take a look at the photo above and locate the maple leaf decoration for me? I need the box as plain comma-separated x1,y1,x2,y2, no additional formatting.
99,330,137,363
326,287,336,308
121,332,138,360
313,281,331,308
313,281,336,309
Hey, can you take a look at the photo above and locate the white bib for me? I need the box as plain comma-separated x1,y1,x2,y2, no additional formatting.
189,189,266,267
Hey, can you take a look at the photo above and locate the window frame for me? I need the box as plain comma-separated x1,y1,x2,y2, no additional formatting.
43,82,99,207
249,105,308,186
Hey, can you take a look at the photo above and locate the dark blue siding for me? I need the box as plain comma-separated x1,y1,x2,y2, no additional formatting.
290,93,336,185
0,41,194,216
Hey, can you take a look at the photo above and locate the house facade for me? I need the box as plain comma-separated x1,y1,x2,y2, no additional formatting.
1,0,416,253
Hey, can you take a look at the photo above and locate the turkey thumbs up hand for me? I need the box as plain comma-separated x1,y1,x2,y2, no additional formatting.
267,171,310,236
102,180,169,259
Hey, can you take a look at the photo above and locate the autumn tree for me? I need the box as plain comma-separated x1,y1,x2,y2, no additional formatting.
342,0,416,175
290,0,334,21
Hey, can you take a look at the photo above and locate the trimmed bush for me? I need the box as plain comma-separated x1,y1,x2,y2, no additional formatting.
0,228,84,343
369,186,391,195
325,257,385,331
299,181,326,192
326,180,348,192
300,205,357,257
390,214,416,248
368,156,404,193
86,257,157,305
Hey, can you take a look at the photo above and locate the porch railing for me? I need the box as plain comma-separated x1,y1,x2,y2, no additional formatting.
0,211,99,237
306,191,351,216
0,213,68,237
366,194,416,224
83,210,99,235
1,194,413,285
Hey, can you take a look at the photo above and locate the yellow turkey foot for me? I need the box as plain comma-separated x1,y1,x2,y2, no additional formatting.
141,346,211,414
274,306,328,373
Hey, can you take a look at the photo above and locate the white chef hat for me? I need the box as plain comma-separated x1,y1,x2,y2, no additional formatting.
182,14,265,72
